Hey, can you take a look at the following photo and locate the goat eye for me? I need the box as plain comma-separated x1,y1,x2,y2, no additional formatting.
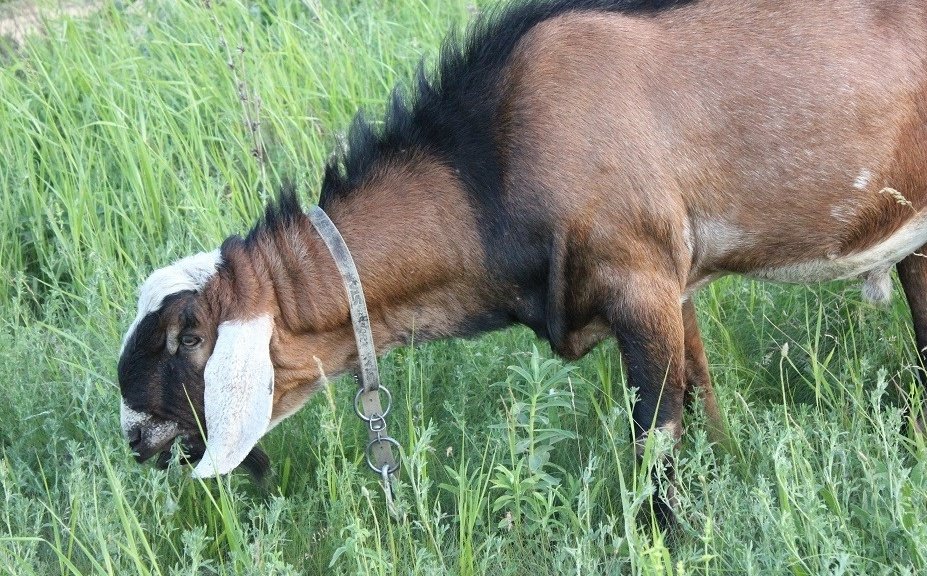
180,335,202,348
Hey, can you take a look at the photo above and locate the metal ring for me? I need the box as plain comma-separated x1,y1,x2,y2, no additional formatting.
365,436,401,474
354,385,392,422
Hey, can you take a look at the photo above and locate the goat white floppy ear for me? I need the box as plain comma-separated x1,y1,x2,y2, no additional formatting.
192,314,274,479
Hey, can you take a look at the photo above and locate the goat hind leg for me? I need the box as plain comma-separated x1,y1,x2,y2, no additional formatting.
897,250,927,433
682,300,730,449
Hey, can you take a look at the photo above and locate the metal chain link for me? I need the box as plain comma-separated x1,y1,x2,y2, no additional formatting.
357,383,402,521
355,385,401,474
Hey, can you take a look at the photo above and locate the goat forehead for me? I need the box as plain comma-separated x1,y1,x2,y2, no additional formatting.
120,250,222,355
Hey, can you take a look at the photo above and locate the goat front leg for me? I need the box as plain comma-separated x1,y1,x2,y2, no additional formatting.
608,275,687,529
897,250,927,433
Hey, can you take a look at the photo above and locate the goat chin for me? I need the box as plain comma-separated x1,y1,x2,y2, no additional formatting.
239,447,271,483
173,442,269,483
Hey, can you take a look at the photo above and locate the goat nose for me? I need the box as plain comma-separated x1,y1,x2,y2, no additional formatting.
127,427,143,451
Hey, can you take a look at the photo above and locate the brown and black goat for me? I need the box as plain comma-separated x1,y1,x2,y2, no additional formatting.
118,0,927,526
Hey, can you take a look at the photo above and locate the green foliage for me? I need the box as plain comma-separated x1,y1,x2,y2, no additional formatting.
1,1,926,574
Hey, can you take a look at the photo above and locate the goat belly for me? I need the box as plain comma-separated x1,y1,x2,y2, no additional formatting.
703,210,927,300
751,211,927,281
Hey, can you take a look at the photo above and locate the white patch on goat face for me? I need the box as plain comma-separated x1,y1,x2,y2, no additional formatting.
120,399,149,435
120,250,222,355
120,399,180,452
753,211,927,284
853,168,873,191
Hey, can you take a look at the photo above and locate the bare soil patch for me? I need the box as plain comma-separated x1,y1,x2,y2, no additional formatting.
0,0,100,45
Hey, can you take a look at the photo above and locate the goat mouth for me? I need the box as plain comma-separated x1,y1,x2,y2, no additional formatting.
178,438,206,466
134,434,203,468
154,449,173,469
132,436,266,479
132,436,177,464
150,442,205,470
154,445,202,469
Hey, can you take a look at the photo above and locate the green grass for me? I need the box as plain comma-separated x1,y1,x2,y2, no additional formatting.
1,1,926,574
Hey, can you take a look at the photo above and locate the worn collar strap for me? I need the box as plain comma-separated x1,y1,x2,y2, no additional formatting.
308,206,399,479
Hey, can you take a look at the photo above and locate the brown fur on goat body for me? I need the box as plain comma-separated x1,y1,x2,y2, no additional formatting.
239,156,491,423
118,0,927,528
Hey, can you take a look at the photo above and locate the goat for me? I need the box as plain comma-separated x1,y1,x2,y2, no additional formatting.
117,0,927,527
